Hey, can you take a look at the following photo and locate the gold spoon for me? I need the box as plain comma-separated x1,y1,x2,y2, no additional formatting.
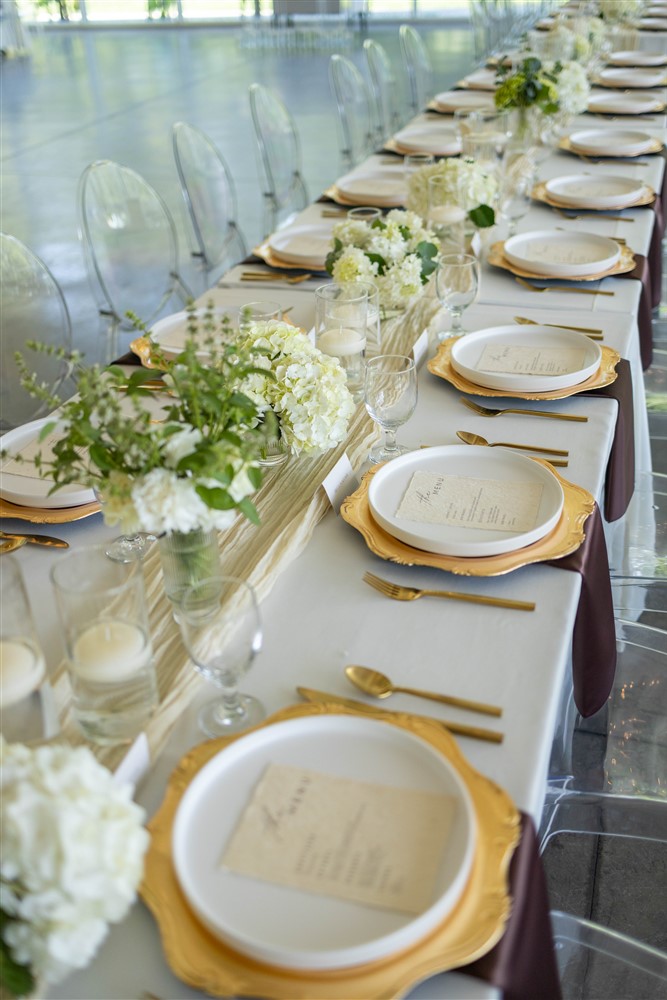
0,536,27,555
344,665,502,717
514,315,604,339
241,271,313,284
456,430,569,458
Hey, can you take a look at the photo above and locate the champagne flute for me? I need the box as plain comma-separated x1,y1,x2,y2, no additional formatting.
178,573,264,737
435,253,480,337
364,354,417,464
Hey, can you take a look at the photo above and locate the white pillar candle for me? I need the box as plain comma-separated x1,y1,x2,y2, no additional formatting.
71,620,150,683
428,205,466,224
318,327,366,358
0,639,45,707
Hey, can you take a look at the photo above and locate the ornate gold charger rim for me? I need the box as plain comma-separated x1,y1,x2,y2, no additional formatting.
428,338,620,401
0,495,101,524
323,184,404,209
252,241,327,273
140,701,521,999
488,241,636,282
558,135,664,157
531,179,656,211
340,463,594,576
383,137,460,158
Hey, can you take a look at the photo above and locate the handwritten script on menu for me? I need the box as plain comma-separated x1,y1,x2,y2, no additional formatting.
221,764,455,915
477,344,588,377
0,428,85,482
396,471,543,533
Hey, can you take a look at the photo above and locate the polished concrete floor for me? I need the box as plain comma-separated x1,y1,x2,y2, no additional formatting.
2,19,666,999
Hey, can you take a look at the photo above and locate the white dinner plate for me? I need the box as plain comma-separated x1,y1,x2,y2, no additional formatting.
393,124,461,156
268,224,332,267
433,90,496,113
586,91,664,115
149,306,242,360
172,714,476,970
596,67,667,88
368,446,564,557
568,128,656,157
637,17,667,28
608,50,667,67
336,169,406,207
461,67,497,91
544,174,648,210
449,324,602,392
0,418,96,509
503,230,620,278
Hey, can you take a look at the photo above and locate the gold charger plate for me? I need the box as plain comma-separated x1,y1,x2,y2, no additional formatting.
428,337,620,400
141,702,520,1000
532,179,656,211
383,138,460,157
323,184,403,209
488,240,636,282
252,241,327,273
558,135,664,157
591,74,667,88
341,463,594,576
0,495,101,523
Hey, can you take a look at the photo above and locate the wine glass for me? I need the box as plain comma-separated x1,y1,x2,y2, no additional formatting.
178,573,264,737
435,253,480,338
94,490,156,563
364,355,417,464
499,148,536,238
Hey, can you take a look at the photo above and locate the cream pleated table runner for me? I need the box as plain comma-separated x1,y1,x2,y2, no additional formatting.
49,293,442,772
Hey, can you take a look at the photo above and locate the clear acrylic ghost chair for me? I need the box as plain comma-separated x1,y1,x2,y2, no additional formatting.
399,24,434,116
363,38,404,138
0,233,71,431
78,160,193,363
469,0,492,65
329,54,377,172
608,472,667,581
248,83,309,238
172,121,248,290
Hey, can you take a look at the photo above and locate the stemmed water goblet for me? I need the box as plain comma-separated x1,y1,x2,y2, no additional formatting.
435,253,480,338
364,354,417,464
499,148,536,238
178,573,264,738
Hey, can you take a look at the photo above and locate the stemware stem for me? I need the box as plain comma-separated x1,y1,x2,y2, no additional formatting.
382,426,399,455
451,309,463,333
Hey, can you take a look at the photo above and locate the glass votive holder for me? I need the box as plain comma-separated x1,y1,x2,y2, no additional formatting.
403,152,435,178
346,206,383,223
239,300,283,329
351,279,381,358
0,555,54,743
314,282,368,402
427,175,466,254
51,546,159,746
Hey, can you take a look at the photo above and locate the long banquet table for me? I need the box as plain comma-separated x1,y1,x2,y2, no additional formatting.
3,19,666,1000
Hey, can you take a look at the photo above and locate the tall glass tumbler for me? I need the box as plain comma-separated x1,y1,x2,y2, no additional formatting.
315,282,368,402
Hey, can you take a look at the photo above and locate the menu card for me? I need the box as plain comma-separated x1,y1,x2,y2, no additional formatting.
221,763,456,915
396,471,543,533
0,427,83,482
477,344,588,377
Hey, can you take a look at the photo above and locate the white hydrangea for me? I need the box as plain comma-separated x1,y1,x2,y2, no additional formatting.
162,426,203,468
237,321,355,455
0,739,149,987
131,467,238,534
550,60,590,115
406,158,498,220
602,0,640,21
331,245,378,285
376,254,424,309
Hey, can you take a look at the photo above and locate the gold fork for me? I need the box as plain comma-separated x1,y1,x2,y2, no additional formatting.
554,208,635,223
241,271,313,284
363,571,535,611
461,396,589,422
515,276,615,297
513,315,603,338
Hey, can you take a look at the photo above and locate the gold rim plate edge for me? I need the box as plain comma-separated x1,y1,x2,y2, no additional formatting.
141,702,520,1000
340,463,595,577
428,338,620,401
488,241,636,282
531,180,657,211
0,496,101,524
558,135,664,156
252,242,326,273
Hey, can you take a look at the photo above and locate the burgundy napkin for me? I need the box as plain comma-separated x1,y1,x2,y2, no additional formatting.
466,814,562,1000
582,359,635,522
622,253,653,369
547,503,617,718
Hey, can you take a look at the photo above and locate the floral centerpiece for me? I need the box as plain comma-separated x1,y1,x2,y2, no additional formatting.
406,157,498,231
235,320,354,457
599,0,641,23
325,209,438,311
495,56,590,133
0,738,148,998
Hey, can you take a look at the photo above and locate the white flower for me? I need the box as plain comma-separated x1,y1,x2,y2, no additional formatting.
550,61,590,116
331,245,378,285
162,426,203,468
406,159,498,220
376,254,423,309
131,468,237,534
0,739,148,987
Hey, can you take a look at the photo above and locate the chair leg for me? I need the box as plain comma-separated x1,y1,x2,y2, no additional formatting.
551,911,667,982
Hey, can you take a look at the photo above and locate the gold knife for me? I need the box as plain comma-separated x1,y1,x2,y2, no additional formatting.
297,687,504,744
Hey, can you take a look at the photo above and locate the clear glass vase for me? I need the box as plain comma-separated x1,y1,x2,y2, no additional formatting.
158,529,221,620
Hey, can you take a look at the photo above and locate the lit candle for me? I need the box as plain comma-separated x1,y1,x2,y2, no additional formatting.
0,639,45,707
318,327,366,358
71,620,150,683
428,205,466,225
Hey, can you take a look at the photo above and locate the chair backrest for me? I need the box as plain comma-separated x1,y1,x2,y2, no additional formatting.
0,233,71,430
469,0,492,64
77,159,188,330
172,121,247,282
399,24,433,115
329,54,376,171
249,83,309,235
363,38,402,137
